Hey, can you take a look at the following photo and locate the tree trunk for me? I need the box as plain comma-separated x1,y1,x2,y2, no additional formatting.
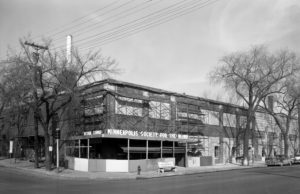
284,133,289,157
243,109,253,165
33,111,39,168
243,123,250,165
298,102,300,153
44,132,51,171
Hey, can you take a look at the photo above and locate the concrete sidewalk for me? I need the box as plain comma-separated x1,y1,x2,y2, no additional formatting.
0,157,266,180
137,162,266,179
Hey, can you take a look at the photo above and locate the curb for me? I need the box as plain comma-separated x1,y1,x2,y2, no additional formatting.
136,165,267,180
0,163,138,181
1,160,266,181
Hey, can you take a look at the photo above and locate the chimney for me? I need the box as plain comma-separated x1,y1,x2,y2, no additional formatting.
66,35,72,64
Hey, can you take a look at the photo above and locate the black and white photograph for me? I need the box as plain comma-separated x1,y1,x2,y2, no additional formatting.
1,0,300,193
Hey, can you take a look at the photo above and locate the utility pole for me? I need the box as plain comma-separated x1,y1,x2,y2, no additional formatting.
24,41,48,169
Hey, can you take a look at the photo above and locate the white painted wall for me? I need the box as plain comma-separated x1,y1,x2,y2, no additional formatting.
106,160,128,172
74,158,89,172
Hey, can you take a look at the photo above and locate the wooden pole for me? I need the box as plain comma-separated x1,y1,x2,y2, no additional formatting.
127,139,130,160
161,140,163,158
173,141,175,158
87,138,90,159
146,140,148,159
185,141,188,167
78,139,81,158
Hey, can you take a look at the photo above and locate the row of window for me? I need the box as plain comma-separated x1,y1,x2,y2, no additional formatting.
114,96,247,127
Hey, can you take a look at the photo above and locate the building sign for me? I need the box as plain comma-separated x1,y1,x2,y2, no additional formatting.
106,129,188,140
83,130,103,136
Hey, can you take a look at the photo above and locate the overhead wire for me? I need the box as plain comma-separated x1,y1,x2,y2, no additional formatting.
77,0,208,51
50,0,162,45
1,0,221,60
48,0,137,42
94,0,220,47
54,0,219,53
49,0,162,50
32,0,123,41
50,0,199,51
0,0,134,60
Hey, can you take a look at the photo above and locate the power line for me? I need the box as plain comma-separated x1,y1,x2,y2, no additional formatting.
77,0,205,50
1,0,221,60
60,0,219,52
32,0,122,41
50,0,159,44
48,0,165,51
50,0,198,51
81,0,219,51
0,0,133,60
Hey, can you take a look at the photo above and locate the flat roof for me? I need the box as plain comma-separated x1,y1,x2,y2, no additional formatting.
68,133,189,142
81,78,247,110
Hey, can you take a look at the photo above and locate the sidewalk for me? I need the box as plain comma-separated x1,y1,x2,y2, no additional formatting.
0,158,266,180
137,162,266,179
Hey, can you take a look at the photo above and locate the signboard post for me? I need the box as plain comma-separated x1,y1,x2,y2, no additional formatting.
55,128,60,172
9,140,13,159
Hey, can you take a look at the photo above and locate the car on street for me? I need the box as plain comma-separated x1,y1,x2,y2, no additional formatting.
265,155,293,166
292,154,300,164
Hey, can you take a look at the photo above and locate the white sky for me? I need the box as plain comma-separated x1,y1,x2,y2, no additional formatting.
1,0,300,101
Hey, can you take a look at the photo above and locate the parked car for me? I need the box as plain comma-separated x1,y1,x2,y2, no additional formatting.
265,155,292,166
292,154,300,164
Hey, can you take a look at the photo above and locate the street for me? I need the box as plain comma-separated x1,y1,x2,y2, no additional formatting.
1,165,300,194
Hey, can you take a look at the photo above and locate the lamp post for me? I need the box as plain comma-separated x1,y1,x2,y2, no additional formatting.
55,128,60,172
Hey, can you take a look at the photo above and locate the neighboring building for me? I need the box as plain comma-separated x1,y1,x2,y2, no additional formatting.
0,79,298,172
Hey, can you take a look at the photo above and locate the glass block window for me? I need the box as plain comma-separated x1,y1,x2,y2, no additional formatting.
83,95,104,116
223,113,236,127
177,112,204,121
201,110,219,125
149,101,170,120
115,96,143,116
84,105,104,116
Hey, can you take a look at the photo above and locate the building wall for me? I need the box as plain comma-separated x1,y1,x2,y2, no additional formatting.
2,79,299,163
76,82,256,163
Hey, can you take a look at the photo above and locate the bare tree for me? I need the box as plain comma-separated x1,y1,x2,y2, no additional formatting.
1,38,118,170
210,45,299,164
262,76,300,157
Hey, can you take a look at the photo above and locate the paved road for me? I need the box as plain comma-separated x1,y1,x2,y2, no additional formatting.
1,165,300,194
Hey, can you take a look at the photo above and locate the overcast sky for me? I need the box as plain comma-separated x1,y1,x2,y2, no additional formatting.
1,0,300,100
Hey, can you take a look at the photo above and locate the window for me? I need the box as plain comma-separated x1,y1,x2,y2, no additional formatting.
253,131,265,139
177,112,204,121
115,96,143,116
176,103,204,122
214,146,219,158
223,113,236,127
239,116,247,128
289,134,297,141
201,110,219,125
84,105,104,116
149,101,170,120
268,132,278,140
83,95,104,116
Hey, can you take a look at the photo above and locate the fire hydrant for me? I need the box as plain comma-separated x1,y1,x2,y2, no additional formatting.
137,165,141,175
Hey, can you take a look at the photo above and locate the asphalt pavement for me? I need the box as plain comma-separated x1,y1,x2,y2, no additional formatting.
1,164,300,194
0,158,266,180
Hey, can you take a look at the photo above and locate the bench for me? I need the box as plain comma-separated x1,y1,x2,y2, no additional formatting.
158,161,176,173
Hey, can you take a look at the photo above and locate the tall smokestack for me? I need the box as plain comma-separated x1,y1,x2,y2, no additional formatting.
66,35,72,64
